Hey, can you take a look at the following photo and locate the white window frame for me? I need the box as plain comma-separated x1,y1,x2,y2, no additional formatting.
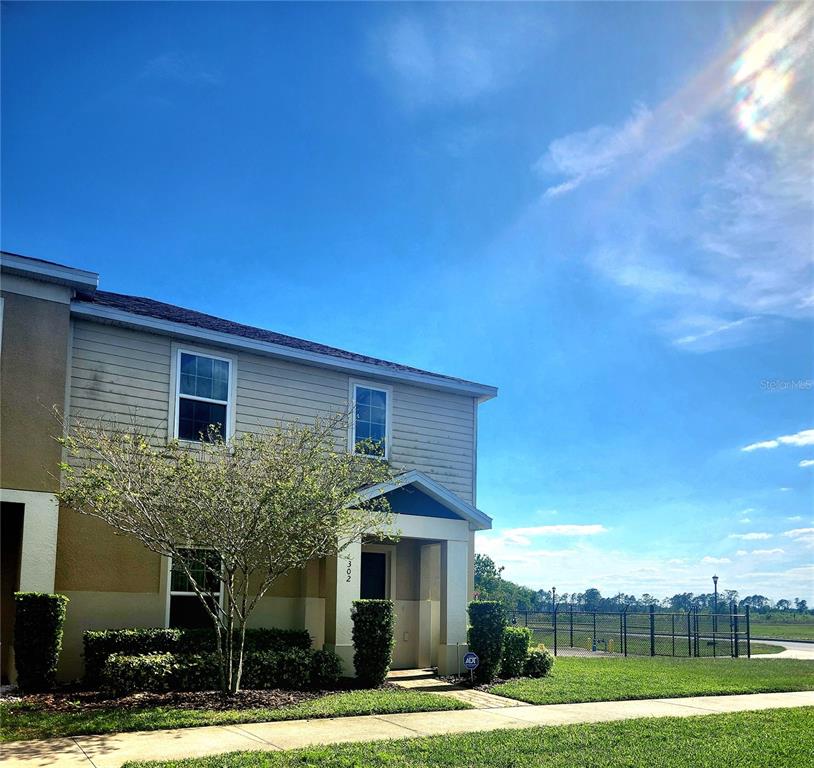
169,344,237,442
164,548,225,628
348,379,393,460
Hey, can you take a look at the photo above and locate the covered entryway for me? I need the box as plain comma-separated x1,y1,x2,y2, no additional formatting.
325,470,491,675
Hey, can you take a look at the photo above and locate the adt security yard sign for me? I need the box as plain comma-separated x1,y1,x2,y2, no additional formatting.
463,652,479,671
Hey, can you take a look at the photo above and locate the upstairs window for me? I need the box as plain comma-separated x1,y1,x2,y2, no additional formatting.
168,547,222,629
351,382,391,458
175,351,232,441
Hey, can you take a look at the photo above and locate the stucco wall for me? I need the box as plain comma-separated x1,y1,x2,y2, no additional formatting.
0,291,70,492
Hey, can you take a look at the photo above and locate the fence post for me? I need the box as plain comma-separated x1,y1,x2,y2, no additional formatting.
746,605,751,659
619,612,623,656
593,611,597,649
733,602,740,658
687,611,692,657
693,609,699,657
671,613,675,657
525,611,529,627
623,610,628,656
569,604,574,648
553,605,558,656
649,605,655,656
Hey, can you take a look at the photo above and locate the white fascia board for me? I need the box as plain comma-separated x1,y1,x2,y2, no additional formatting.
354,469,492,531
0,252,99,291
70,301,498,401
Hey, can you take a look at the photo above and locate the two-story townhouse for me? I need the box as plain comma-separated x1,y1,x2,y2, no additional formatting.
0,252,496,682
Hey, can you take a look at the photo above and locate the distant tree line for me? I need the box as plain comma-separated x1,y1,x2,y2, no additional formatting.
474,554,811,616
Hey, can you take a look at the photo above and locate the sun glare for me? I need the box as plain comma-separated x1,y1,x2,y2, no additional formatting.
732,4,811,142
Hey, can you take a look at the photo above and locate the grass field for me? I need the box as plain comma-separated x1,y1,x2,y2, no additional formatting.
0,690,469,743
749,617,814,642
490,657,814,705
122,708,814,767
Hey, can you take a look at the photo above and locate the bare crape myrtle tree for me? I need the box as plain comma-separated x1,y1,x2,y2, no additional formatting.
58,412,398,694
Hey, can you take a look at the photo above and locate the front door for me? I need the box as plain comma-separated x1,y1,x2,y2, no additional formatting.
360,551,387,599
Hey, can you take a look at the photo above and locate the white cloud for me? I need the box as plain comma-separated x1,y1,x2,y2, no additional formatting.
368,7,549,107
736,550,748,556
701,556,731,564
502,524,608,545
784,528,814,538
787,516,803,522
800,459,814,468
750,548,785,556
729,532,773,540
742,428,814,452
537,105,653,198
739,518,751,524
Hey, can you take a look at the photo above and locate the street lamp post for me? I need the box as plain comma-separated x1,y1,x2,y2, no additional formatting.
712,575,719,656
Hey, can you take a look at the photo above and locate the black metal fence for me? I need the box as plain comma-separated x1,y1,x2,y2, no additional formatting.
508,603,752,658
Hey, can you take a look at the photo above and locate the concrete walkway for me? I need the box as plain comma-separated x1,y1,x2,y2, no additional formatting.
758,640,814,660
386,668,529,708
4,691,812,768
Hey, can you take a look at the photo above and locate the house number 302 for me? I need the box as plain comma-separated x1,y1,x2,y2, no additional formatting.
345,560,352,583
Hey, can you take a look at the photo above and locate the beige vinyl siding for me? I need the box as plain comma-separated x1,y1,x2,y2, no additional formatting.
69,321,172,434
69,319,476,502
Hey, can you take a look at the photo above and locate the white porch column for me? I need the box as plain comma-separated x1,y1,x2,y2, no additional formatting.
1,490,59,592
438,538,469,675
324,539,361,675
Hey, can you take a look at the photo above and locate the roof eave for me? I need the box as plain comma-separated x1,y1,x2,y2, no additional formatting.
71,301,499,400
0,251,99,292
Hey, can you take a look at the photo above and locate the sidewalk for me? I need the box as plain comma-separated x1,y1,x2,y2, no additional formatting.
4,691,813,768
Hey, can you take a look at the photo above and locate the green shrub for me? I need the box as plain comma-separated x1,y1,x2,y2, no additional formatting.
501,626,533,679
523,647,555,677
467,601,506,684
310,649,343,689
13,593,69,692
103,653,177,696
174,652,220,691
351,600,395,687
241,649,312,690
83,627,312,687
83,629,181,687
176,627,312,655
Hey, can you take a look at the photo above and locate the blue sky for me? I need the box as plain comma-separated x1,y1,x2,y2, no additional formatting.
2,2,812,602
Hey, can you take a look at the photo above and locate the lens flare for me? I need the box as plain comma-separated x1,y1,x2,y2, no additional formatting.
731,4,811,142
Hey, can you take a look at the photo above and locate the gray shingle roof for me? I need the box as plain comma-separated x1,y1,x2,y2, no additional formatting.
85,290,489,388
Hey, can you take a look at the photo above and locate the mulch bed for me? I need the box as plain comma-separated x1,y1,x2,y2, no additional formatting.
3,681,401,714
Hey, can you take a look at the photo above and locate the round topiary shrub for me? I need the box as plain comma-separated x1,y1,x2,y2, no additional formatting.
467,601,506,683
351,599,395,687
523,647,555,678
13,592,69,692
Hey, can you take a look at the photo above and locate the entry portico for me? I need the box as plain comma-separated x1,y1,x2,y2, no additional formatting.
324,470,491,676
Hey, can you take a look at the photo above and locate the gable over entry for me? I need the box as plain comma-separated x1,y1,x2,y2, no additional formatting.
324,471,491,675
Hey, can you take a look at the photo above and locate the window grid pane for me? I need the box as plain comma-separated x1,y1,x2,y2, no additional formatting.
179,353,229,402
355,386,387,456
171,548,222,594
178,398,227,441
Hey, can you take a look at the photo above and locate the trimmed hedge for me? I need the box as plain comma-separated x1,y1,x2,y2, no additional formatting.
103,653,176,696
84,629,181,687
13,593,69,692
467,601,506,684
524,647,555,678
100,647,343,694
83,627,312,686
351,600,395,687
501,626,533,679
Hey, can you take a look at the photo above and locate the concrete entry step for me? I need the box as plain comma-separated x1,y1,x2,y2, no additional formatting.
387,668,529,708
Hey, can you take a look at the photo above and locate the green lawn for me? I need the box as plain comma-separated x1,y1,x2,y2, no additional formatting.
750,619,814,641
122,708,814,767
0,689,469,743
490,656,814,705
